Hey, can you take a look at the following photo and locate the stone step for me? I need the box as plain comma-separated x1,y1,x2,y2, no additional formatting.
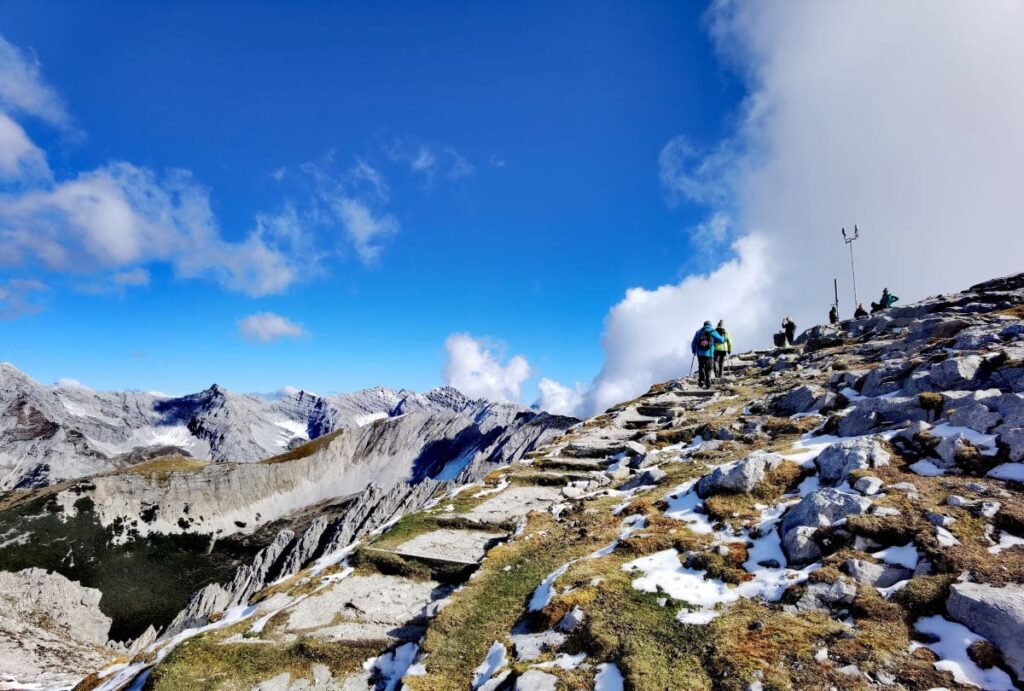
386,528,506,565
457,485,564,524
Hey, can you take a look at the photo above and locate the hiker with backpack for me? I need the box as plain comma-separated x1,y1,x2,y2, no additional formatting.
713,320,732,379
691,321,726,389
829,304,839,325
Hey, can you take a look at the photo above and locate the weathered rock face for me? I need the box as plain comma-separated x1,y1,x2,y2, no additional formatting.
0,568,117,688
947,583,1024,679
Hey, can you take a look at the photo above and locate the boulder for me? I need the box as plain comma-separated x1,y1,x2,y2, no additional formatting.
843,559,912,588
620,466,667,491
953,326,1002,351
696,452,785,497
795,578,858,611
815,438,891,486
783,489,873,535
782,526,822,565
774,385,830,416
948,402,1001,433
781,489,873,564
860,360,915,397
853,476,884,496
838,397,929,436
926,355,984,391
947,582,1024,679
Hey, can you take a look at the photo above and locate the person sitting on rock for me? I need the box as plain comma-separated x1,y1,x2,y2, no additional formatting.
691,321,725,389
854,303,869,318
871,287,899,313
713,320,733,379
781,316,796,345
829,304,839,324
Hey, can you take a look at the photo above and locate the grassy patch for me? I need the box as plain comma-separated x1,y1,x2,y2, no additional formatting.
148,632,383,690
405,510,622,691
120,456,209,476
261,430,345,465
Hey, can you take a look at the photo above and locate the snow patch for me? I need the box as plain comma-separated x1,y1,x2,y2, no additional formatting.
594,663,625,691
912,615,1014,690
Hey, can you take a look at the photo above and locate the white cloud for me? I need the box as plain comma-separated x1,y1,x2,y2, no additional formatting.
237,312,308,343
0,163,305,296
0,277,47,319
54,377,91,390
0,34,70,127
442,333,532,402
389,140,474,187
701,0,1024,322
564,1,1024,417
0,112,49,180
112,268,150,286
578,234,771,415
332,197,399,265
658,135,735,207
535,378,586,417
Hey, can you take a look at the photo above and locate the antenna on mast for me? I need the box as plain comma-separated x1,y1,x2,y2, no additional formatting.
841,224,861,308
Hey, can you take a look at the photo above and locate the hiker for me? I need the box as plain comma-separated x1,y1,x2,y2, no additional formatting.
691,320,725,389
713,320,733,378
854,303,869,319
870,287,899,313
781,316,796,345
829,305,839,325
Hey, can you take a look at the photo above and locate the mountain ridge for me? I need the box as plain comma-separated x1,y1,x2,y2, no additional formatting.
0,367,545,490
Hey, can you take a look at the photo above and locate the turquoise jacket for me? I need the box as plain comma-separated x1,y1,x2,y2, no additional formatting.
691,326,725,358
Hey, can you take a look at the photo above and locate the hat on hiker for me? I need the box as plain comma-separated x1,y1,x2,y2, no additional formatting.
703,320,712,327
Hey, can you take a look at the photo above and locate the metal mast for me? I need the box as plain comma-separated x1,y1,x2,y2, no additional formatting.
841,224,861,308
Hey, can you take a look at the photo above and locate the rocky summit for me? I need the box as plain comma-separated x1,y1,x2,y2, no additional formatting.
3,272,1024,691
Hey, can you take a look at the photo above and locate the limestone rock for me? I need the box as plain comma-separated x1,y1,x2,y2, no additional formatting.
696,452,784,497
815,438,890,486
947,582,1024,679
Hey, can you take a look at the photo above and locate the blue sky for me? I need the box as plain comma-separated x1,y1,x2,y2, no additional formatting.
4,3,1020,416
0,1,741,401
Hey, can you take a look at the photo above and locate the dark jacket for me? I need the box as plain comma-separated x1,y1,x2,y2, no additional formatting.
691,326,725,358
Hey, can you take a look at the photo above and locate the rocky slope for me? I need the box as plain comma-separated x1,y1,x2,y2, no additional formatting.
0,392,573,688
0,369,532,490
62,271,1024,691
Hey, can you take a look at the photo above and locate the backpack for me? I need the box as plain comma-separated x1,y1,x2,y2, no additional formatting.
697,332,711,350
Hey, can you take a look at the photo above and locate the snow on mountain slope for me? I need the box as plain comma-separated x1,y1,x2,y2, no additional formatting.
0,369,549,490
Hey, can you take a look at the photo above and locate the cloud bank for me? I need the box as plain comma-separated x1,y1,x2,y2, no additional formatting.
552,0,1024,417
442,333,532,402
